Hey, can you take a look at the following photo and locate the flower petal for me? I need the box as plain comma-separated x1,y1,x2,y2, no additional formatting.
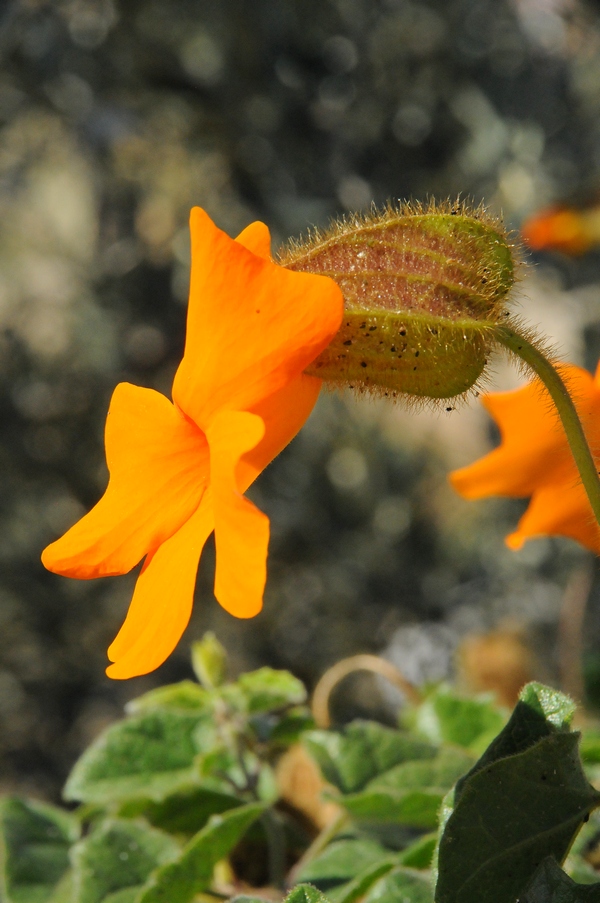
106,493,215,679
42,383,208,578
108,376,322,674
235,220,272,259
206,410,269,618
506,482,600,554
449,365,594,499
172,207,343,427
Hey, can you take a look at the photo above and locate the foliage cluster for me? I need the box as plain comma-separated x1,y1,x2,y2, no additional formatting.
4,635,600,903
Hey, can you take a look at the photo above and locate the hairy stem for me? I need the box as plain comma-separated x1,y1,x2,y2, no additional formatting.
493,323,600,528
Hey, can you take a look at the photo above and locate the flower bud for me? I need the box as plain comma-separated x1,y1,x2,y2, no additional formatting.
280,202,517,400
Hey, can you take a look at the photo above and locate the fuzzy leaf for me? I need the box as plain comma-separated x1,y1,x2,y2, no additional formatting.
237,667,307,713
339,749,472,827
119,787,241,836
64,711,206,804
412,686,505,750
362,866,433,903
137,802,266,903
296,839,391,887
191,633,227,689
304,721,437,793
125,682,209,715
284,887,333,903
435,732,600,903
0,798,79,903
70,819,179,903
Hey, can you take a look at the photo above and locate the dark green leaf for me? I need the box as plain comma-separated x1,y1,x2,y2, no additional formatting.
119,787,241,836
296,839,391,886
435,732,600,903
412,686,505,750
453,684,574,804
125,682,209,715
0,798,79,903
304,721,437,793
70,819,179,903
191,633,228,689
137,802,266,903
64,711,205,804
237,668,307,713
362,867,433,903
521,856,600,902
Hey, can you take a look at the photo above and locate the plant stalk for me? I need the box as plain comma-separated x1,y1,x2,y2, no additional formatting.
493,323,600,528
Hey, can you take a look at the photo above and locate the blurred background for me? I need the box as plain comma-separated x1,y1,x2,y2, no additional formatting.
3,0,600,799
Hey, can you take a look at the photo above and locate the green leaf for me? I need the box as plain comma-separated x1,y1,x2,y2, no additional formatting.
332,859,397,903
296,839,391,887
399,834,437,870
125,682,209,715
339,749,472,828
64,711,205,804
365,749,473,794
435,732,600,903
256,707,314,745
237,667,307,713
0,798,80,903
362,866,433,903
70,819,179,903
579,730,600,765
521,856,600,901
519,682,576,729
338,789,443,829
453,684,574,804
137,802,266,903
191,633,227,689
284,887,333,903
120,787,241,836
304,721,437,793
412,686,505,750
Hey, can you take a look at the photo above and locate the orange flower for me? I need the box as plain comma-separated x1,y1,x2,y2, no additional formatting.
42,208,343,679
449,363,600,554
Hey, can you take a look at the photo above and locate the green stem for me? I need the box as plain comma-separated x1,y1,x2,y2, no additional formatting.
493,323,600,528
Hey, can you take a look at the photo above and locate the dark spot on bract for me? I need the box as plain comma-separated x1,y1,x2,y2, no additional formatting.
390,345,396,352
415,350,419,357
361,361,367,367
369,325,377,331
343,339,352,345
400,328,407,336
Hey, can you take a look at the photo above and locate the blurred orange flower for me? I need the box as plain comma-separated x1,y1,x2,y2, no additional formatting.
449,363,600,555
522,204,600,256
42,208,343,679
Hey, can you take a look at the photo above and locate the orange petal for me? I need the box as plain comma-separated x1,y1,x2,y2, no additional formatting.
42,383,208,578
206,411,270,618
240,373,322,488
107,492,215,678
450,365,595,499
506,482,600,555
172,207,343,427
235,220,272,259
